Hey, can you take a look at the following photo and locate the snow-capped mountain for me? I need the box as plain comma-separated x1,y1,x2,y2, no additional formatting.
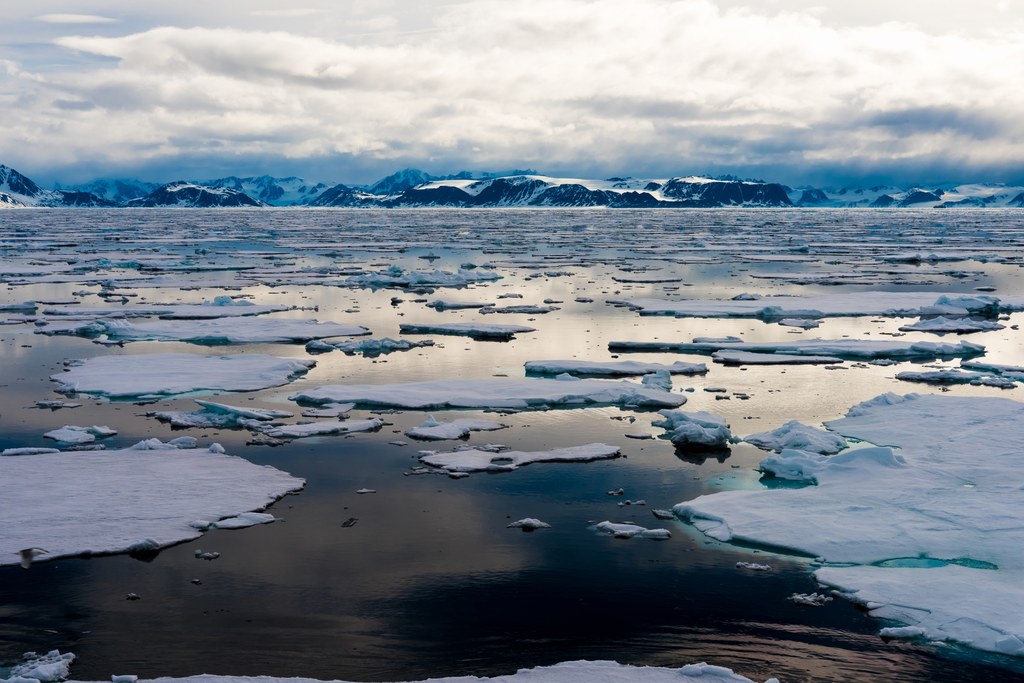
64,178,159,204
125,182,267,208
366,168,437,196
203,175,330,206
1,164,114,207
788,184,1024,208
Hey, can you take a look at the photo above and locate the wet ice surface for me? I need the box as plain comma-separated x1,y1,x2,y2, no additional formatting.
3,208,1024,683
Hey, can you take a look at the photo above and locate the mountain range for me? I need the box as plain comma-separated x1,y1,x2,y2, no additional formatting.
3,164,1023,209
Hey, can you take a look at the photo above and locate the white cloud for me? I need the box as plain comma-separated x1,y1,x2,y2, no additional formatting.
35,13,118,24
250,9,325,17
5,0,1024,182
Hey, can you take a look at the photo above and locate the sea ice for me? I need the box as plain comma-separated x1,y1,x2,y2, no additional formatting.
420,443,620,473
524,359,707,377
291,377,685,411
341,266,501,289
895,369,1017,388
507,518,551,530
38,317,369,345
674,393,1024,659
261,418,384,439
743,421,849,454
594,521,671,540
712,350,843,365
42,425,117,445
399,322,535,340
52,353,315,399
56,659,778,683
609,337,984,360
618,291,1022,319
405,415,508,440
5,649,75,682
153,400,293,429
306,337,433,356
653,410,733,448
897,316,1005,333
0,440,303,566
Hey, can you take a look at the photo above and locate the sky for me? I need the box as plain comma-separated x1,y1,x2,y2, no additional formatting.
1,0,1023,187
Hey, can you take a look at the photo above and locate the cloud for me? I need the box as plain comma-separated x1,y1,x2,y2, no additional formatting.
35,13,118,24
5,0,1024,184
249,9,325,18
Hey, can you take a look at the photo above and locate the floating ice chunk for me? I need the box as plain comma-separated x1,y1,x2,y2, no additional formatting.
7,649,75,682
736,562,772,571
712,350,843,365
211,512,276,529
399,322,535,340
427,299,491,310
52,353,315,399
653,410,732,448
292,377,685,411
778,318,820,329
43,425,117,445
420,443,620,473
879,625,927,639
895,369,1016,387
405,415,508,440
262,418,384,439
0,441,303,566
594,521,671,540
641,369,673,392
355,488,376,494
507,518,551,530
610,337,984,360
788,592,832,607
898,316,1004,333
2,447,61,456
744,421,848,454
676,393,1024,659
524,359,707,377
480,304,559,314
341,266,501,289
38,317,370,344
153,400,293,429
620,291,1024,319
757,449,829,483
300,403,355,418
306,337,433,356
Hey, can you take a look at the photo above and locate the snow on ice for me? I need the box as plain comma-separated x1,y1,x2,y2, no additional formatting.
0,440,303,566
524,359,707,377
674,393,1024,659
291,377,685,411
420,443,620,473
405,415,508,440
52,353,315,399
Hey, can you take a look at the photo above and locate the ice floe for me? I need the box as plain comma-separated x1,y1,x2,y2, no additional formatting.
594,521,671,540
674,393,1024,659
405,415,508,440
152,400,293,429
42,425,117,445
38,317,369,344
55,659,778,683
617,291,1023,319
420,443,620,473
743,421,849,454
507,518,551,530
341,266,501,289
712,350,843,365
4,649,74,682
653,410,733,448
895,369,1017,388
399,322,535,340
306,337,433,356
609,337,984,360
897,316,1005,333
0,439,303,566
291,377,686,411
261,418,384,439
524,359,707,377
52,353,315,399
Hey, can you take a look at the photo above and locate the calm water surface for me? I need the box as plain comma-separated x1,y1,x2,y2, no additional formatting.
2,209,1024,682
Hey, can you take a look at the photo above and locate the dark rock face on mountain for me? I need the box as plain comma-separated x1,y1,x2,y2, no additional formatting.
796,188,830,205
871,194,897,207
368,169,436,196
49,191,117,207
127,182,265,207
386,185,473,207
660,178,793,207
308,184,372,207
1010,192,1024,207
0,191,22,207
899,190,944,207
531,184,610,207
0,164,43,198
69,179,157,204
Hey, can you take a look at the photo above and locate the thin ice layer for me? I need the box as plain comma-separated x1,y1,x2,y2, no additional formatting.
291,377,685,410
525,359,707,376
0,440,304,566
52,353,315,398
609,337,984,360
674,393,1024,659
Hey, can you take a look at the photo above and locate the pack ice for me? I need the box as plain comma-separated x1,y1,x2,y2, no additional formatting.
674,393,1024,659
291,377,686,411
38,317,370,344
0,440,303,566
52,353,315,399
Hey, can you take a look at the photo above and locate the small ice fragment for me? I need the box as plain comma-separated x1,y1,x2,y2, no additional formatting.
507,518,551,530
736,561,772,571
356,488,377,494
788,592,832,606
